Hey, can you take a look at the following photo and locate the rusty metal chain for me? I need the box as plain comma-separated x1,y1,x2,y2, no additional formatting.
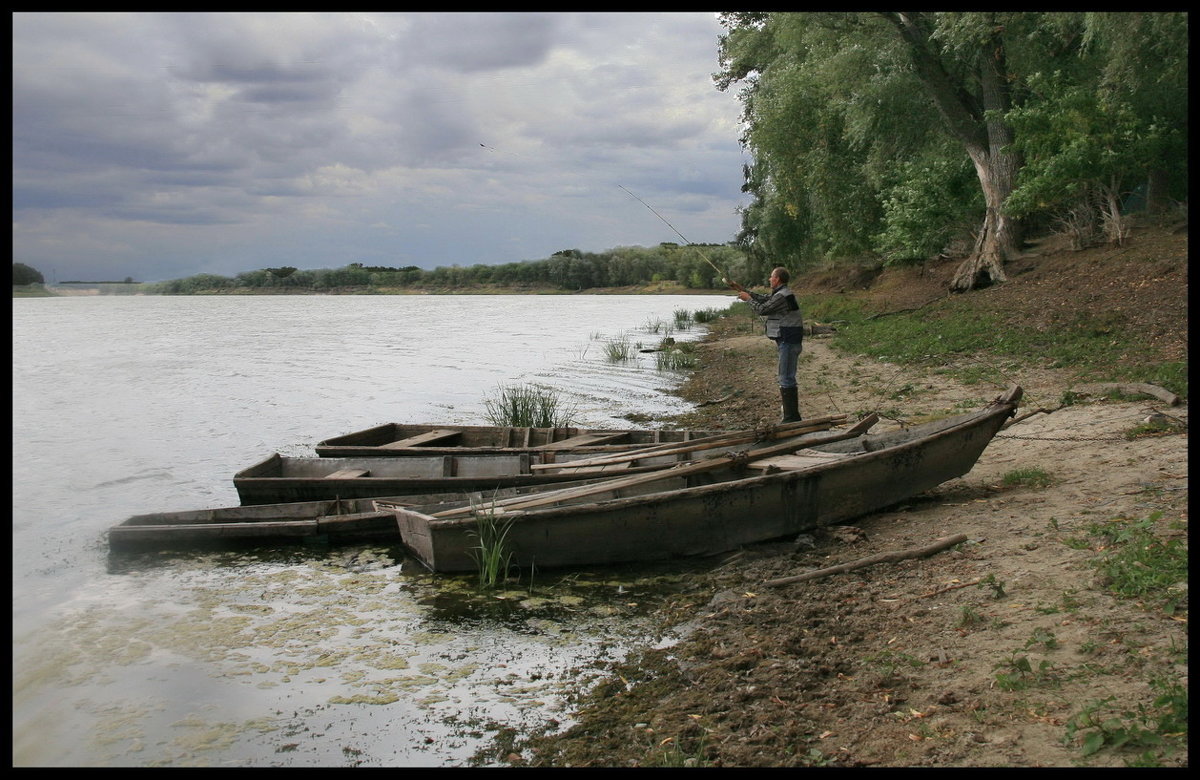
995,434,1130,442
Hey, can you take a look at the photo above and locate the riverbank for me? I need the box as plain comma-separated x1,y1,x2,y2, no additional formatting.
502,226,1188,767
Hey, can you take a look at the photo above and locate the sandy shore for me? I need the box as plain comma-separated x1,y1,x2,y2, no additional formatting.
518,318,1189,767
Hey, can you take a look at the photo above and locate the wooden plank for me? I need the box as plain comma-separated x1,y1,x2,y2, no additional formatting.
109,520,322,540
528,415,847,471
433,414,878,518
536,432,631,450
745,451,852,472
548,461,633,475
377,429,462,449
326,468,370,479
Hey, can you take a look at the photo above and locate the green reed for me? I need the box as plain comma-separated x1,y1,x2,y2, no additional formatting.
483,383,576,427
466,503,514,589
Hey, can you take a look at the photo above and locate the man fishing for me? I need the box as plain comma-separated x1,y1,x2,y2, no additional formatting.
729,268,804,423
615,185,803,422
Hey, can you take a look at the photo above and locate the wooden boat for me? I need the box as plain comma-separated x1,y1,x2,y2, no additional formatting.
108,497,401,551
313,422,733,458
234,417,849,506
377,386,1023,572
106,484,602,551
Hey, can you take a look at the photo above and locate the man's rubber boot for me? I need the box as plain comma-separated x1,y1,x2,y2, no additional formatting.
780,386,802,423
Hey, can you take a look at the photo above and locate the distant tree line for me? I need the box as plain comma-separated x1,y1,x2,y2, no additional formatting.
147,243,750,294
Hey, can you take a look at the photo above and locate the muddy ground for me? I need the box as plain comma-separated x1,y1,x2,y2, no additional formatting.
500,223,1188,767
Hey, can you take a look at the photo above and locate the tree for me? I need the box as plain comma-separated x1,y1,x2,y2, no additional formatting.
1003,13,1189,245
880,12,1027,291
716,12,1187,292
13,263,44,285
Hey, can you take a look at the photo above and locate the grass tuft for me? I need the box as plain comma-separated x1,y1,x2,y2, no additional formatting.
483,383,576,427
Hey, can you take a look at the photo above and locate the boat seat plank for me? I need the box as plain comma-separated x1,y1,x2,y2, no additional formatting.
326,468,371,479
378,429,462,449
746,451,853,472
537,432,630,450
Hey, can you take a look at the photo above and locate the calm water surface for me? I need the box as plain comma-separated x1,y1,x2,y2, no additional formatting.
12,294,731,767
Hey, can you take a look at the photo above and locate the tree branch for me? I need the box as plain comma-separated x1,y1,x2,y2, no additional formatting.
763,533,968,587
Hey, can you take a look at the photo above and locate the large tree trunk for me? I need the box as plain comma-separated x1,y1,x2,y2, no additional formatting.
952,143,1022,291
1144,168,1171,215
888,12,1025,292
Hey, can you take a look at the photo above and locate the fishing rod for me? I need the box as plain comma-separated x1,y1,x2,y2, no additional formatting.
617,185,739,289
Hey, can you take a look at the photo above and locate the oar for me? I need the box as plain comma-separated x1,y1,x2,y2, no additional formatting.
431,414,878,518
529,415,847,472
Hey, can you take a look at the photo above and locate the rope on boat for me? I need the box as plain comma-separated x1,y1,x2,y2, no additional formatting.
724,450,752,468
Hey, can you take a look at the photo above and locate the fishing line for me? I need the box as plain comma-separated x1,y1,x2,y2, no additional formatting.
616,184,735,286
477,142,737,286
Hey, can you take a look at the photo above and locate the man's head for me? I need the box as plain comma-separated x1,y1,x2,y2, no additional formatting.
770,267,789,285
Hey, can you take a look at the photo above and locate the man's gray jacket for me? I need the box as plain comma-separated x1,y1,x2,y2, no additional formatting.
746,284,804,345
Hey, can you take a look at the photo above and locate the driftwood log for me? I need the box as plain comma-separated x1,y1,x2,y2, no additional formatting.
1071,382,1181,406
763,533,968,587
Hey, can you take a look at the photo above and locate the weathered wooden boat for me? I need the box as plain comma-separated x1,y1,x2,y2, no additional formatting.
377,386,1022,572
107,497,401,551
313,422,734,458
106,483,603,551
234,417,849,506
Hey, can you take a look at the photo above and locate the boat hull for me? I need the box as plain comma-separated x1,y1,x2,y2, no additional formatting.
106,483,609,551
389,387,1022,571
232,452,674,506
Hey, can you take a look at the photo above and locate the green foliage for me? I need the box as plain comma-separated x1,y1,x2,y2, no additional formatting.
482,383,576,428
602,338,636,362
874,150,982,263
1072,514,1188,615
820,294,1187,398
1002,468,1053,489
12,262,44,285
655,345,698,372
1065,682,1188,760
716,12,1189,268
802,294,867,325
1123,416,1185,441
977,573,1007,600
993,652,1056,691
466,505,514,590
152,273,235,294
137,242,751,294
956,605,984,629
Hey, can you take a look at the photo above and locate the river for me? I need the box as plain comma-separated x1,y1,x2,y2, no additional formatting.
11,293,731,767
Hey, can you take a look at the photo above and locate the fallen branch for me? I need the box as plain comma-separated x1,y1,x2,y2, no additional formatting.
1071,382,1180,406
1002,407,1055,429
763,533,968,587
866,295,951,320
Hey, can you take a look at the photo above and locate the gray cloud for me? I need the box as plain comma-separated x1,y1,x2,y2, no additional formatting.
12,11,747,283
398,12,561,73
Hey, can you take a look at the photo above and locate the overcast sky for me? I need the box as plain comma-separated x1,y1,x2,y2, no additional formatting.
13,12,750,283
